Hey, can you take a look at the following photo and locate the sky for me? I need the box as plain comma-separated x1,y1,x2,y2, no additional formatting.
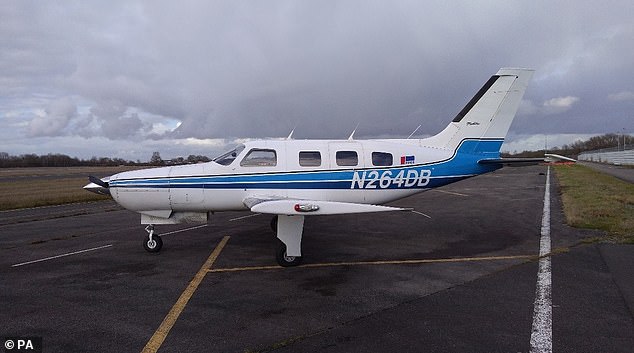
1,0,633,161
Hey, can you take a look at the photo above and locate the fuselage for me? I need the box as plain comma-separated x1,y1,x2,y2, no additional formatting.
106,137,502,216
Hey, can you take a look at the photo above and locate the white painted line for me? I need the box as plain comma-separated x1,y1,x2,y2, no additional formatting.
11,244,113,268
432,189,469,197
412,210,432,219
160,224,208,236
530,166,552,353
229,213,261,222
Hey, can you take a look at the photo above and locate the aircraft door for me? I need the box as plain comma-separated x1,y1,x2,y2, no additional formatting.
328,141,365,203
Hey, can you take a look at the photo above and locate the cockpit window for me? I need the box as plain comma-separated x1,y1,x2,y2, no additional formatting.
212,145,245,166
240,149,277,167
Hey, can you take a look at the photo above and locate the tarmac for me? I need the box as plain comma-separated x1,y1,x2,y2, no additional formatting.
579,161,634,183
1,165,633,352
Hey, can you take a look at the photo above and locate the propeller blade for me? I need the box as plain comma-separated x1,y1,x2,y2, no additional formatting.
88,175,109,188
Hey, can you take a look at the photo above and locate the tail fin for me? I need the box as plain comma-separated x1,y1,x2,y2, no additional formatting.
423,68,534,153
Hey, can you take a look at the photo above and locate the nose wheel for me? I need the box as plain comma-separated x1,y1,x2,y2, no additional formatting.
143,225,163,253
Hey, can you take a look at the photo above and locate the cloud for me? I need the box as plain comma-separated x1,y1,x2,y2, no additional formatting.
543,96,579,109
608,91,634,102
518,96,580,116
26,97,77,137
100,113,145,140
2,1,633,157
542,96,580,114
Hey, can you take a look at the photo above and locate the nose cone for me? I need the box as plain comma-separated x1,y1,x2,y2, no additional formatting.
84,176,111,195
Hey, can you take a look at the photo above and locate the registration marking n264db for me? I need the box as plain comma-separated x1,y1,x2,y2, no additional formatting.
351,169,431,189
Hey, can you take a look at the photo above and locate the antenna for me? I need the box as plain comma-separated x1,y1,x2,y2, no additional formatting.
347,123,360,141
407,124,422,139
286,124,298,140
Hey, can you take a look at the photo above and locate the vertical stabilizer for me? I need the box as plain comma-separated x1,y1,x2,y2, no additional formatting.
422,68,534,153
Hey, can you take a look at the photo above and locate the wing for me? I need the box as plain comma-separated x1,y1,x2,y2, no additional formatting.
243,197,411,216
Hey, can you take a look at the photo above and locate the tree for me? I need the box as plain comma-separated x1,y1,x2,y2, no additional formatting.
150,151,164,166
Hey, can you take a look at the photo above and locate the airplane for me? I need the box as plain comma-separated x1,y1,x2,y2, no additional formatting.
85,67,535,267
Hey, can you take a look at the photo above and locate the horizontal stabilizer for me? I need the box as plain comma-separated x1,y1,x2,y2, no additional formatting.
246,198,410,216
478,158,544,166
544,153,577,163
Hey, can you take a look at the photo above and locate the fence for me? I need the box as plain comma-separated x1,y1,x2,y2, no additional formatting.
578,145,634,165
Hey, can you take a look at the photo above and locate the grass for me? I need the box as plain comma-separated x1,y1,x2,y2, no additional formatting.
554,164,634,243
0,166,141,211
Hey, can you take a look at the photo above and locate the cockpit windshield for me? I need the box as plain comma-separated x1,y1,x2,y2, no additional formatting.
212,145,245,166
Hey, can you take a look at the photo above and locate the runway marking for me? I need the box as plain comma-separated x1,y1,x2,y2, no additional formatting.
411,210,432,219
141,236,230,353
160,224,208,236
207,254,536,273
432,189,469,197
229,213,261,222
11,244,113,267
530,166,552,353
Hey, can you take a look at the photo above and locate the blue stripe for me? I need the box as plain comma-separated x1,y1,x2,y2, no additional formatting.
110,139,501,190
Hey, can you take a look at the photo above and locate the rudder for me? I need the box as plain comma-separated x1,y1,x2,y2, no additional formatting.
423,68,534,154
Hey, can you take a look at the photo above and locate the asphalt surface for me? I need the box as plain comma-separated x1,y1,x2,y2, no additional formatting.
1,165,633,353
579,161,634,183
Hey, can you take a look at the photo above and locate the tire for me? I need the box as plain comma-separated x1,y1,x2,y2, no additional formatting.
144,235,163,253
270,215,278,233
275,241,302,267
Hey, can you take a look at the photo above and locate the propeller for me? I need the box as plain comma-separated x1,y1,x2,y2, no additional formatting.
88,175,109,188
85,176,111,195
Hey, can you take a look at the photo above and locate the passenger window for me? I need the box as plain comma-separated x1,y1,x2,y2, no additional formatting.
240,149,277,167
372,152,393,166
336,151,358,166
299,151,321,167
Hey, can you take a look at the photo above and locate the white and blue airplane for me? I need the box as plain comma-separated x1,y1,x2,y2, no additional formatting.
85,67,535,267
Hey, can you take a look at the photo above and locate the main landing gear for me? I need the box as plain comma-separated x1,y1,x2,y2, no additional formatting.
276,240,303,267
271,215,305,267
143,225,163,253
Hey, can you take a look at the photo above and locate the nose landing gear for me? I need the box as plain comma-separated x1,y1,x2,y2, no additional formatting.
143,225,163,253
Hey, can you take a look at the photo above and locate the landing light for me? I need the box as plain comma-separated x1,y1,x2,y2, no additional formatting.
294,203,320,212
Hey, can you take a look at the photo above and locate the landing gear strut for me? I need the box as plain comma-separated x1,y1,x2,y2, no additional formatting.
272,215,304,267
143,225,163,253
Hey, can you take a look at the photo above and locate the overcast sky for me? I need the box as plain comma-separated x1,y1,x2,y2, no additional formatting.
1,0,632,161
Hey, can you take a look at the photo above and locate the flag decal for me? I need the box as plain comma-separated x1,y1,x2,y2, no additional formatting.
400,155,415,164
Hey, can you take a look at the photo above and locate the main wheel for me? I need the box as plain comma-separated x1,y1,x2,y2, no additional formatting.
144,234,163,253
275,241,302,267
270,215,278,232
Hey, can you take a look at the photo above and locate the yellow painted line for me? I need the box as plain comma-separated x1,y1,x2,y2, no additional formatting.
207,254,536,273
141,236,230,353
432,189,469,197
